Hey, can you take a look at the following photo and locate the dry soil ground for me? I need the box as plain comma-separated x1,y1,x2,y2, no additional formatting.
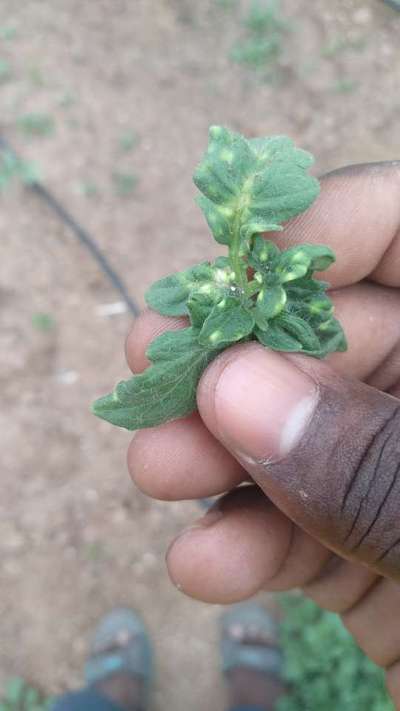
1,1,400,709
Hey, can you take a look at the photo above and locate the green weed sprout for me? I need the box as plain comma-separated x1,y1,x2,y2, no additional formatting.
92,126,346,430
278,595,393,710
0,150,40,191
231,0,288,76
0,677,52,711
17,113,55,137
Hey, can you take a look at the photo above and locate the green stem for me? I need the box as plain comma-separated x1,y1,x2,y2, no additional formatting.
229,213,248,295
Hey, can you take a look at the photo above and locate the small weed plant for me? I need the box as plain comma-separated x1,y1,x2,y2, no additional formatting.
17,113,55,137
112,171,138,196
0,150,40,191
231,0,289,79
0,678,52,711
278,595,393,711
93,126,346,430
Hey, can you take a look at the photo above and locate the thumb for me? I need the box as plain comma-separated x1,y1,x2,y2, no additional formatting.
197,343,400,581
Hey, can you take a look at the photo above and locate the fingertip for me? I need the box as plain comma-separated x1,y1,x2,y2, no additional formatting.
127,413,245,501
125,309,188,374
166,487,291,604
198,342,318,464
197,342,264,439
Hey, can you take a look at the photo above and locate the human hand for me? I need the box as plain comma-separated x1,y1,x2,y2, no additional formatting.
126,163,400,705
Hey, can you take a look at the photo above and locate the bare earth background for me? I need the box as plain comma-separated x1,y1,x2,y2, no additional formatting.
1,1,400,709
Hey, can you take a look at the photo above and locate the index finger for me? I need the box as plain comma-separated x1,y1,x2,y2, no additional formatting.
271,161,400,288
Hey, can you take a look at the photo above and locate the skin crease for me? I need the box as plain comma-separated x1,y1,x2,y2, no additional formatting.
125,163,400,707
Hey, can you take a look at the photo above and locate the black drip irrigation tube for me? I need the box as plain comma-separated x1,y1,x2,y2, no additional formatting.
0,134,140,318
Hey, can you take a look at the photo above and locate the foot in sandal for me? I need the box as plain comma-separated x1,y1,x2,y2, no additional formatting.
84,608,153,711
221,602,286,711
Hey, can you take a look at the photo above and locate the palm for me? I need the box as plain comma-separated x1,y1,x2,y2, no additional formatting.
126,163,400,706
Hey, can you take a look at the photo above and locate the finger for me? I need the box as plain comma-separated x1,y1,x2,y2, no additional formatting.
304,559,378,614
197,342,400,580
327,282,400,380
166,486,292,603
125,310,188,374
270,161,400,288
342,579,400,667
127,412,244,501
166,485,378,611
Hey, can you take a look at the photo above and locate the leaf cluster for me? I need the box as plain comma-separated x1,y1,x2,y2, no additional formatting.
0,678,52,711
278,595,393,711
92,126,346,431
231,0,289,76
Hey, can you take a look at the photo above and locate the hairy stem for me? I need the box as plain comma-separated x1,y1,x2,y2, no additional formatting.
229,212,249,295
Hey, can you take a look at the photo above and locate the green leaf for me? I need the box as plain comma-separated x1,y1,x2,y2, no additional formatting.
285,276,329,300
256,312,346,359
248,236,280,272
315,317,348,357
145,263,213,316
276,244,335,283
275,247,312,283
194,126,254,206
298,244,336,271
4,678,24,703
197,195,232,245
254,285,286,328
289,293,334,323
24,687,40,705
187,292,216,329
92,328,220,430
255,323,302,351
245,136,320,233
198,297,255,347
194,126,320,248
277,313,321,352
213,256,231,269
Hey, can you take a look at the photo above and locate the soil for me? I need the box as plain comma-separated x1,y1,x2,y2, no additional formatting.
1,1,400,709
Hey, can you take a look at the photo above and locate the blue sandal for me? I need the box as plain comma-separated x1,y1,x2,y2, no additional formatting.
221,602,283,678
84,608,153,702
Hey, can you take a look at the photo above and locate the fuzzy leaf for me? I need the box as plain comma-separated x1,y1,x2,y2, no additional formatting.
278,313,321,352
197,195,232,245
297,244,336,271
187,292,216,329
248,236,280,272
288,293,334,324
276,244,335,283
145,263,213,316
246,136,320,233
198,297,255,347
315,317,348,357
256,310,346,358
255,323,302,351
92,328,220,430
194,126,320,247
285,276,330,300
254,285,287,329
